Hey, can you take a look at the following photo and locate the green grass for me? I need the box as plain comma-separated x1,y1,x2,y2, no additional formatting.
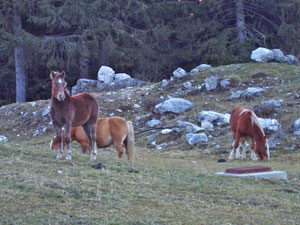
1,137,300,225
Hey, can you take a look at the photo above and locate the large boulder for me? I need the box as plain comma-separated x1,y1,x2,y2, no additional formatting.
114,73,131,82
97,66,115,84
146,119,162,127
231,87,266,100
242,87,266,99
205,76,219,91
173,67,187,79
154,98,193,114
198,110,228,125
272,49,285,62
186,133,208,146
258,118,281,133
285,55,299,65
107,78,145,90
177,120,203,133
251,47,274,62
71,79,98,95
190,64,212,74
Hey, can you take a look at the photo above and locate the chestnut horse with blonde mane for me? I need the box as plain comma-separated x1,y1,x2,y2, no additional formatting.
50,71,98,161
50,116,135,161
229,106,270,161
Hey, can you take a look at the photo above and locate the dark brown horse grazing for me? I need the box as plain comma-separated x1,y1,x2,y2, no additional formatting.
229,106,270,161
50,117,135,161
50,71,99,161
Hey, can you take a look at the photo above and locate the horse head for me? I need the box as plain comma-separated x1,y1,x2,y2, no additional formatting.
50,131,67,151
50,136,59,150
50,71,67,101
256,135,270,161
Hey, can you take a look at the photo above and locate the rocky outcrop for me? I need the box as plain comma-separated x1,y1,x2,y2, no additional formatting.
72,66,145,95
251,47,299,65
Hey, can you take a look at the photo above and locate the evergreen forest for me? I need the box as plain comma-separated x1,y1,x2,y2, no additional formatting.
0,0,299,105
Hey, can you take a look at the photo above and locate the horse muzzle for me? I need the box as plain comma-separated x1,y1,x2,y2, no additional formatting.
57,92,65,101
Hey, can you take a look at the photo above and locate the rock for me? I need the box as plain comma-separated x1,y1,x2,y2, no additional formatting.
0,135,8,142
42,106,50,117
108,78,145,90
201,121,214,130
133,104,141,109
147,134,158,144
242,87,265,99
258,118,281,133
251,47,274,62
255,100,282,116
183,81,192,89
114,73,131,82
97,66,115,84
154,98,193,114
285,55,299,65
220,79,230,88
198,110,227,125
230,90,244,99
146,119,162,127
173,67,187,79
186,133,208,146
190,64,212,74
231,87,265,100
272,49,285,62
177,120,203,133
71,79,98,95
161,129,172,134
294,118,300,135
161,79,168,87
205,76,219,91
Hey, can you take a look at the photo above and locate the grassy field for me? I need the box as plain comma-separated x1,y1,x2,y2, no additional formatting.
1,62,300,224
0,136,300,225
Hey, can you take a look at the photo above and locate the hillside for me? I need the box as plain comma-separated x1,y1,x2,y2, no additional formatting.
1,62,300,224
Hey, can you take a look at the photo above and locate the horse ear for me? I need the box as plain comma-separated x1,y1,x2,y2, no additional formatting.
61,71,66,79
50,71,56,80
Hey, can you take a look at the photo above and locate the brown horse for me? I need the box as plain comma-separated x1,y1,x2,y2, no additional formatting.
50,117,135,161
229,106,270,161
50,71,99,161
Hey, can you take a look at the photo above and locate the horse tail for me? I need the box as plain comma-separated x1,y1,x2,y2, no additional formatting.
125,121,135,162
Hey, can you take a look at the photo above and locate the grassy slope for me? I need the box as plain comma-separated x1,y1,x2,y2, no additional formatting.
1,63,300,224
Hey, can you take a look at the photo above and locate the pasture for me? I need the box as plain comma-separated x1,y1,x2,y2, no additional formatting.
0,137,300,224
1,62,300,224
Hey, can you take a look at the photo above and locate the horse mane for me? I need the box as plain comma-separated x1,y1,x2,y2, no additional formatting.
240,109,265,136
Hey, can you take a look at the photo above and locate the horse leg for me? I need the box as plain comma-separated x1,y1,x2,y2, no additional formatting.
250,138,258,161
229,133,241,160
83,123,97,161
64,124,72,161
241,138,247,159
114,139,124,159
54,125,63,159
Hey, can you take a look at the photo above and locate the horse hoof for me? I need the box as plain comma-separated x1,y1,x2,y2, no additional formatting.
66,155,72,161
90,155,96,161
56,154,63,160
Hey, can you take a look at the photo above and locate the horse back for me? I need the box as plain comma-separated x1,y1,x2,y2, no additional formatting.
230,106,252,137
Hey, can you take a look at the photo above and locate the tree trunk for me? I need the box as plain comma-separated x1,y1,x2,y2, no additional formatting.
13,9,26,102
236,0,246,55
79,56,89,78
